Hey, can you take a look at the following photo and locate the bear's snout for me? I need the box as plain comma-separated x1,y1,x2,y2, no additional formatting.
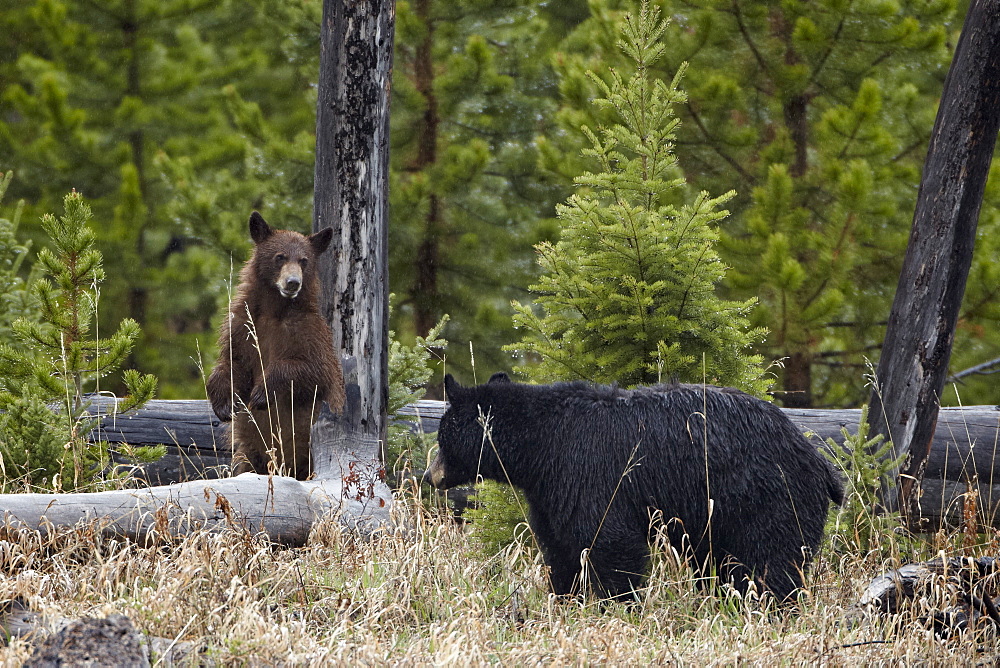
277,265,303,298
423,452,447,488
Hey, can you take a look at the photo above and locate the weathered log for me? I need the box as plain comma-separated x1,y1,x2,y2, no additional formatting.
784,406,1000,531
90,397,231,484
1,395,393,546
87,396,443,486
782,406,1000,489
90,399,1000,487
0,472,389,547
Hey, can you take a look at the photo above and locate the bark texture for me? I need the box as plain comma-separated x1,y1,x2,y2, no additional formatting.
313,0,395,446
868,0,1000,522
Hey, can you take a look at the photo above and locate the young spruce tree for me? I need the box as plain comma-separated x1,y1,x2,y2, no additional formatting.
547,0,962,407
0,191,157,491
508,3,767,394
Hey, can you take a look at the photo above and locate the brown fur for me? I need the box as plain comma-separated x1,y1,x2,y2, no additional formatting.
206,212,345,479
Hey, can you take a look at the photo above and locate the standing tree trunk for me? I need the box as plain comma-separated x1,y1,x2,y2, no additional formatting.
783,351,813,409
313,0,395,453
776,10,812,409
411,0,441,339
868,0,1000,524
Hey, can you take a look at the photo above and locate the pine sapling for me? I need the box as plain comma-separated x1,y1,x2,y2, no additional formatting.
823,404,906,557
0,190,158,491
507,2,768,394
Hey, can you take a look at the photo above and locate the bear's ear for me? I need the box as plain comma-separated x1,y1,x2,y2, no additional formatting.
444,374,464,401
488,372,511,384
249,211,273,244
309,227,334,255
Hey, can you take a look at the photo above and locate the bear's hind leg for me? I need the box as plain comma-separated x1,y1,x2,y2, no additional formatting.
231,411,271,475
587,535,650,601
714,542,804,603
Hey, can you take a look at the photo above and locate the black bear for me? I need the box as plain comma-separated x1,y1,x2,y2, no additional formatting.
425,373,843,602
207,211,345,480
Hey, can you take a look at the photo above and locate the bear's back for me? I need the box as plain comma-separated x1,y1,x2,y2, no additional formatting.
482,380,836,502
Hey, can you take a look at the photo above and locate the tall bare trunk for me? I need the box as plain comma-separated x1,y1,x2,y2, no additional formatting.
313,0,395,448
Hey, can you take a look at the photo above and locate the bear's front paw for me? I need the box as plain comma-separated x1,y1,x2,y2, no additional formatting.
211,402,233,422
248,384,269,410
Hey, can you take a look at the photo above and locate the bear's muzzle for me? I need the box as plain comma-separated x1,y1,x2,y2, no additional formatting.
422,454,447,488
277,264,303,299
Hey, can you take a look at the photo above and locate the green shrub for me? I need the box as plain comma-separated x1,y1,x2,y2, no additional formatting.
387,296,448,476
823,404,906,557
465,480,534,562
0,188,158,491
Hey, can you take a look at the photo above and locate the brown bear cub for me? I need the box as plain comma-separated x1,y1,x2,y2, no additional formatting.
207,212,345,480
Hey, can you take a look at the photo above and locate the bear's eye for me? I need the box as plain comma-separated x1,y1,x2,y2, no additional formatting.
299,257,308,268
275,253,287,263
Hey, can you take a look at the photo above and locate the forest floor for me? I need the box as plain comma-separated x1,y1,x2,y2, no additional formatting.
0,487,997,666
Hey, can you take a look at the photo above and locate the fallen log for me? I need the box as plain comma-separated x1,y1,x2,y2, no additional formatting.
0,472,388,547
1,392,393,546
53,397,1000,530
784,406,1000,530
86,397,445,485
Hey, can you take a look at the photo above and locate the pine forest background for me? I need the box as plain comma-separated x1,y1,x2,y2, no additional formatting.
1,0,996,409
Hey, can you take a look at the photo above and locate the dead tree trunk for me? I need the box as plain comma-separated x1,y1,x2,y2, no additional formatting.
313,0,394,454
868,0,1000,525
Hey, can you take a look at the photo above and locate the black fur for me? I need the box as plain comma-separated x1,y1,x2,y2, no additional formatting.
426,373,844,602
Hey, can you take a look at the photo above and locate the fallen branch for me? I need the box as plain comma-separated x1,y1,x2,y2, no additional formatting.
857,556,1000,636
948,356,1000,383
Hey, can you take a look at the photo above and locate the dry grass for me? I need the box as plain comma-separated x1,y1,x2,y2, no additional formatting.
0,489,997,666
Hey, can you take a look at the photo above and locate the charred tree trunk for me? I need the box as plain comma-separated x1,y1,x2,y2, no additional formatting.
868,0,1000,524
313,0,395,451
